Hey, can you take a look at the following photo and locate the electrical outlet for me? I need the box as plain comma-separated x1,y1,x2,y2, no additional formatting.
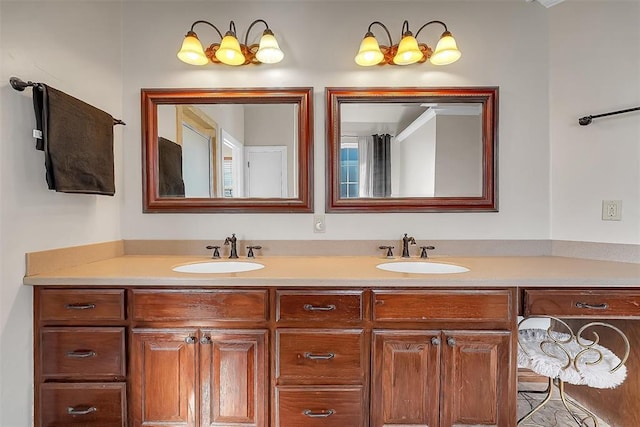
313,215,326,233
602,200,622,221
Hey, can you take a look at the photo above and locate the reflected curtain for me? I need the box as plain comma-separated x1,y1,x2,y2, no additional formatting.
359,134,391,197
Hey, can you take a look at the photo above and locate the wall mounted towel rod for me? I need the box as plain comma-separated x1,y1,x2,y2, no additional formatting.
9,77,126,126
578,106,640,126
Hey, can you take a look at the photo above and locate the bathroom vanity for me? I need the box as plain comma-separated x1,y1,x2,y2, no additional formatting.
26,254,640,427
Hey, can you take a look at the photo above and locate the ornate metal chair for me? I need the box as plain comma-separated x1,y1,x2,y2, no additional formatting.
517,316,630,426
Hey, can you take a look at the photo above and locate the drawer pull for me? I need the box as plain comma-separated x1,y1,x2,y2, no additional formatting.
304,352,335,360
303,409,335,418
67,406,97,416
64,303,96,310
65,350,97,359
576,302,609,310
303,304,336,312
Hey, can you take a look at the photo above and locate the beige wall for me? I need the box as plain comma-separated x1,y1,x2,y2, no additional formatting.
549,2,640,244
120,0,552,241
0,2,123,425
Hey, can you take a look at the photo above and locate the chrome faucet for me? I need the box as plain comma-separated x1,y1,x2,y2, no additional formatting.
224,233,239,259
401,233,416,258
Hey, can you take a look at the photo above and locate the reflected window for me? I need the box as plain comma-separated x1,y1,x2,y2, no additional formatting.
340,143,359,198
223,158,233,197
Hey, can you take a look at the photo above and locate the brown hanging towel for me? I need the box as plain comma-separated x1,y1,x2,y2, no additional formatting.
33,85,115,195
157,137,185,197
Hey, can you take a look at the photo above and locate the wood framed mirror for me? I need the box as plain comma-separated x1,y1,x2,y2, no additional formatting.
326,87,498,212
142,87,313,213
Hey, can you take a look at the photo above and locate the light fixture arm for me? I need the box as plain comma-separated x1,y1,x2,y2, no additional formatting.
227,20,237,36
413,20,448,39
367,21,394,46
189,20,224,40
244,19,271,46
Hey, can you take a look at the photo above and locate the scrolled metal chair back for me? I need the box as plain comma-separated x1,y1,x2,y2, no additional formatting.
518,315,630,374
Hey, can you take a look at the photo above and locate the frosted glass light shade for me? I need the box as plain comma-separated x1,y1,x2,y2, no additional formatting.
430,31,461,65
255,32,284,64
393,34,423,65
215,33,245,65
355,34,384,66
177,32,208,65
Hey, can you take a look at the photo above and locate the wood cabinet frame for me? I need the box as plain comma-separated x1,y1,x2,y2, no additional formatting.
34,286,519,427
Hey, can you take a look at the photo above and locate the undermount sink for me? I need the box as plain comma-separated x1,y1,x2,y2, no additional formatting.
376,261,469,274
173,261,265,274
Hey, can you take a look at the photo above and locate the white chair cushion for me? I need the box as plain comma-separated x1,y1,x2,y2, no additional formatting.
518,328,627,389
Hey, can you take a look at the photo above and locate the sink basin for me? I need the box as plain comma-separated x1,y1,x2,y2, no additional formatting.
376,261,469,274
173,261,265,274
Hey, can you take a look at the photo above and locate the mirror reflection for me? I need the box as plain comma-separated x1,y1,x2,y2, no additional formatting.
326,87,498,212
141,87,313,213
339,102,483,198
157,103,298,199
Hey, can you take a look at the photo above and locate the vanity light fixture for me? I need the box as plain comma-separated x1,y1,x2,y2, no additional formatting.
177,19,284,66
355,20,461,67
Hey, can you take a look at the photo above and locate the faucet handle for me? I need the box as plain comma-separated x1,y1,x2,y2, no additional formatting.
246,245,262,258
379,246,395,258
419,246,436,259
205,245,221,259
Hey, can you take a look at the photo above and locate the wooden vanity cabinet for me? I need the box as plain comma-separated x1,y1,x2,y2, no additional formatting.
35,286,516,427
35,289,127,427
131,328,267,427
274,290,368,427
371,290,516,427
129,290,269,427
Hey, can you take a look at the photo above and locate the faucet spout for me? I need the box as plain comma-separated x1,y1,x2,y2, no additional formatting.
401,233,416,258
224,233,239,259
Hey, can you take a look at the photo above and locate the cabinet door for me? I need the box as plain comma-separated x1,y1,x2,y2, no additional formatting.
200,329,267,427
440,331,513,427
371,330,441,427
131,329,198,427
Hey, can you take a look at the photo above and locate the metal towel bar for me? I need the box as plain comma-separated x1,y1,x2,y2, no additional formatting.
9,76,126,126
578,106,640,126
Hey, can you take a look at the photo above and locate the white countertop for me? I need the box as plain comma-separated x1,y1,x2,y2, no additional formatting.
22,255,640,287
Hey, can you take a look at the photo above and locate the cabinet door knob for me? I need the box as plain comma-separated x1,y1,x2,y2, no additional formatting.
65,350,97,359
303,409,335,418
185,336,197,344
200,336,212,344
576,302,609,310
67,406,97,416
303,304,336,312
431,337,441,346
447,337,457,347
303,352,335,360
64,303,96,310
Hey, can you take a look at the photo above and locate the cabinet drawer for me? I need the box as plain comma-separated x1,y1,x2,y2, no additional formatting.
275,386,365,427
39,382,126,427
276,290,363,322
131,289,268,321
40,327,125,380
276,330,365,383
39,289,125,322
524,289,640,317
373,290,512,322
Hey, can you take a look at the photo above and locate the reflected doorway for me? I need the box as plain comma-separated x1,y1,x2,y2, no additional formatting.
245,146,287,197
